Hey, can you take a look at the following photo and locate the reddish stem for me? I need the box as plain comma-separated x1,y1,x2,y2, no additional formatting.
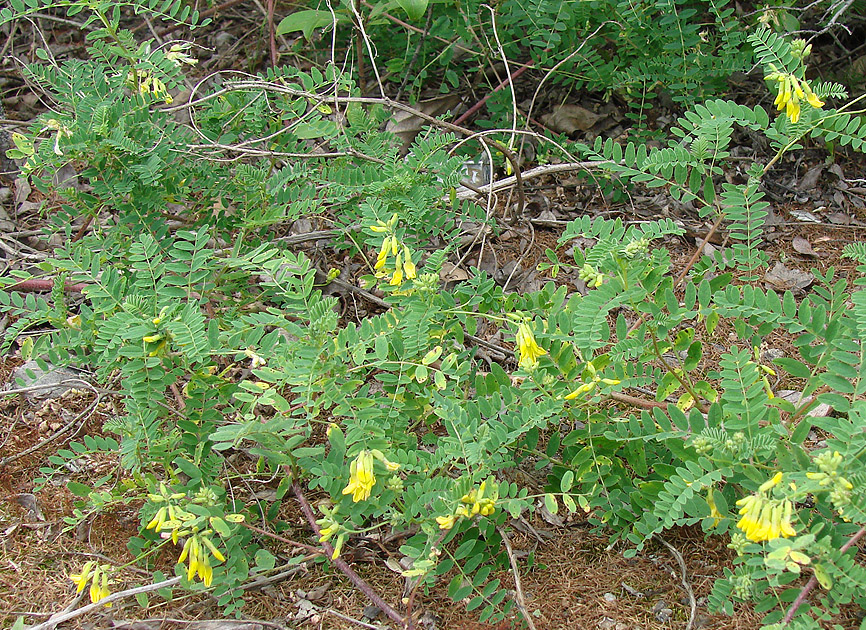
454,63,532,126
266,0,278,67
291,480,406,627
5,279,87,293
783,525,866,623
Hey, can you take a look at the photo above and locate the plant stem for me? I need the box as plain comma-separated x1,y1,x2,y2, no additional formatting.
783,525,866,623
291,481,407,628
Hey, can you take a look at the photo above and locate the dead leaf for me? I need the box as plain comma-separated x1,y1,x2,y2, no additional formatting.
792,236,817,256
797,164,823,191
847,55,866,82
827,212,851,225
13,493,45,521
789,209,821,223
764,262,813,292
440,261,470,282
538,500,564,527
541,104,601,135
386,95,462,149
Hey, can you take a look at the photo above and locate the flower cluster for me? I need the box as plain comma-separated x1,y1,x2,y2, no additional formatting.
766,69,823,124
342,449,400,503
70,562,112,606
515,321,546,370
165,42,198,67
316,504,346,559
178,529,225,586
621,238,650,259
146,482,194,542
735,472,797,542
436,480,497,530
126,68,172,104
343,450,376,502
578,263,605,288
369,214,416,286
807,450,854,518
144,484,232,586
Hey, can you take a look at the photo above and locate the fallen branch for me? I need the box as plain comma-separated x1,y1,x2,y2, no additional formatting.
4,278,87,293
27,577,182,630
499,526,538,630
655,535,696,630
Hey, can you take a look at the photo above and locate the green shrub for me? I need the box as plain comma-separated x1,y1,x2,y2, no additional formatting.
3,2,866,627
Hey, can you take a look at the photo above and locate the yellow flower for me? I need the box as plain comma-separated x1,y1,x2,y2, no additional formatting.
760,471,784,493
342,450,376,502
70,561,95,594
515,321,546,369
707,488,724,526
390,265,403,286
779,500,797,538
402,246,417,280
565,381,596,400
179,534,216,586
71,562,112,606
371,449,400,471
319,522,339,542
331,533,346,560
769,73,823,124
375,243,389,270
803,81,824,108
436,514,456,530
735,494,797,542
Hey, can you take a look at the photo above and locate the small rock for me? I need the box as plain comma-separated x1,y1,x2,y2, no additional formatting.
214,31,234,49
603,592,617,603
10,360,87,402
362,605,382,620
597,618,616,630
652,599,673,622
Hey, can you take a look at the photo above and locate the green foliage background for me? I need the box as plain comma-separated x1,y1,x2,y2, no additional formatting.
2,0,866,628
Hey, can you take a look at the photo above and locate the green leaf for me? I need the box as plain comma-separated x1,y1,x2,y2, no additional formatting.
560,470,574,493
209,516,230,537
67,481,92,498
773,357,812,378
276,10,341,39
255,549,277,571
434,370,447,390
395,0,428,20
544,493,558,514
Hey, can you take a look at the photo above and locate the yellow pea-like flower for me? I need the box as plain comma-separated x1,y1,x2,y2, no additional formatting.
342,450,376,502
436,514,456,530
70,561,95,594
515,321,546,369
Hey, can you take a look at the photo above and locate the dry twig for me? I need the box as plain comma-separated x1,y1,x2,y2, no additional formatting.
499,526,538,630
655,535,697,630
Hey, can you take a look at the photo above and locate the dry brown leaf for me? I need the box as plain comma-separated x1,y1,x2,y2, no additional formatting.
797,164,823,191
764,262,813,292
440,261,470,282
541,104,601,134
792,236,817,256
386,95,462,148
